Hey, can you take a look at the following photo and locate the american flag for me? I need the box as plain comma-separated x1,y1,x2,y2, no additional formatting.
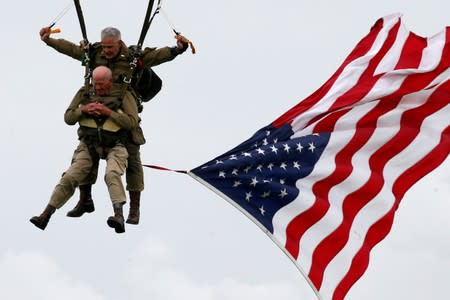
189,13,449,300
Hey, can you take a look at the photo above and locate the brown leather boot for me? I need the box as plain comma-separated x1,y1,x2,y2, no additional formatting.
66,184,95,217
107,202,125,233
126,191,141,225
30,205,56,230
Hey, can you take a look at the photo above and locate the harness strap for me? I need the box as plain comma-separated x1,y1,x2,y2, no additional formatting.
120,48,140,101
73,0,91,96
121,0,161,104
119,0,163,111
137,0,162,49
81,127,128,149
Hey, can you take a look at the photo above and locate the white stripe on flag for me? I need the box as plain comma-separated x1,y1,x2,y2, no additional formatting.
296,90,412,272
272,101,379,249
320,90,449,299
374,21,409,75
419,30,447,70
291,14,402,132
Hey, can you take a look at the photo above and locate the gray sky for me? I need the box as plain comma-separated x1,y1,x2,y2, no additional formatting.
1,1,449,299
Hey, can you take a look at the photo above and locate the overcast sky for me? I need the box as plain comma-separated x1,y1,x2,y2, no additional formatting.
1,1,449,299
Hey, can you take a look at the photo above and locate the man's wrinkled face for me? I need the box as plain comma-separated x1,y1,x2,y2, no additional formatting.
93,76,112,96
101,36,121,59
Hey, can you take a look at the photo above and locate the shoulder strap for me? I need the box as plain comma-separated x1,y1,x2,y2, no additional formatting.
120,0,161,102
87,42,102,65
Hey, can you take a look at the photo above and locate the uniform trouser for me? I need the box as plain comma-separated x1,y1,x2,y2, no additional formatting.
49,141,128,208
125,142,144,192
80,142,144,192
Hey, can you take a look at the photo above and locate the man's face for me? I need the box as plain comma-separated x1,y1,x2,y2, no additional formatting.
101,36,121,59
93,77,112,96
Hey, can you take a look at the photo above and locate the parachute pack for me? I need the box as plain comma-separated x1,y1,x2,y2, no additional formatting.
133,66,162,103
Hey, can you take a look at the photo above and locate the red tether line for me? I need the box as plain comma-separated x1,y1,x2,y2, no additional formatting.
142,164,188,174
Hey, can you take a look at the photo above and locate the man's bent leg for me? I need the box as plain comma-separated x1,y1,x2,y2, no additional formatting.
30,142,93,230
48,142,94,208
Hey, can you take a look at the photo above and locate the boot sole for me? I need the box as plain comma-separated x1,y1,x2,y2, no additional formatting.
30,217,46,230
126,211,140,225
66,207,95,218
107,217,125,233
126,218,139,225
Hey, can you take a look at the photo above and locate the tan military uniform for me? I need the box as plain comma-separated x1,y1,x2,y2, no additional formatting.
49,89,139,209
45,38,173,192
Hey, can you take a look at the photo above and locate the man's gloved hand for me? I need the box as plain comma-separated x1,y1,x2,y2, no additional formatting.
39,27,51,43
175,34,190,54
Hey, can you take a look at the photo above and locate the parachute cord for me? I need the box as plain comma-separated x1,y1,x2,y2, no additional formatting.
159,7,178,35
160,7,196,54
49,2,73,28
147,0,162,32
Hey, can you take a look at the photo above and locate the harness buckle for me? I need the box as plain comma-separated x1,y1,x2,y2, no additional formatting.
123,76,132,84
130,59,137,68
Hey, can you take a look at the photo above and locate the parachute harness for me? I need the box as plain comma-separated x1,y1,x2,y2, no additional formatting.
50,0,195,105
73,0,91,96
119,0,162,108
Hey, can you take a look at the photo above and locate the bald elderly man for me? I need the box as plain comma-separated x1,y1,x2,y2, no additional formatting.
30,66,139,233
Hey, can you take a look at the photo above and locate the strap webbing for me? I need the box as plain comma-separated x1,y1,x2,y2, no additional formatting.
137,0,156,49
73,0,91,95
122,0,161,100
73,0,88,42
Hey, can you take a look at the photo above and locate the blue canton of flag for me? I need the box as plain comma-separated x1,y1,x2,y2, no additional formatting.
191,124,330,233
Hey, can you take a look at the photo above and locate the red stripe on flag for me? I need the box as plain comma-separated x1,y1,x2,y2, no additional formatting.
333,122,450,300
395,32,428,70
284,97,401,260
306,98,402,289
330,81,450,299
325,20,401,112
272,16,388,128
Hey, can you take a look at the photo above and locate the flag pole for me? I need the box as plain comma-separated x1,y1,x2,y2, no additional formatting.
188,171,323,300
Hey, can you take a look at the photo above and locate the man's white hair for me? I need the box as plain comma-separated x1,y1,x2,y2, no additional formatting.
101,27,121,40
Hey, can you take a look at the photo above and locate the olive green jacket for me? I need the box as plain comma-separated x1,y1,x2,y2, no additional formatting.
45,38,176,84
65,87,146,145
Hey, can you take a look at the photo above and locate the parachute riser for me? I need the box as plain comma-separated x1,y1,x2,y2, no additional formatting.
137,0,162,49
73,0,91,96
120,0,161,105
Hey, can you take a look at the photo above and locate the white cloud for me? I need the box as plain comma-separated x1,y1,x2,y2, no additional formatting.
125,237,316,300
0,251,105,300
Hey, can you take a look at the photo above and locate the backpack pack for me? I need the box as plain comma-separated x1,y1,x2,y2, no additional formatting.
132,63,162,103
